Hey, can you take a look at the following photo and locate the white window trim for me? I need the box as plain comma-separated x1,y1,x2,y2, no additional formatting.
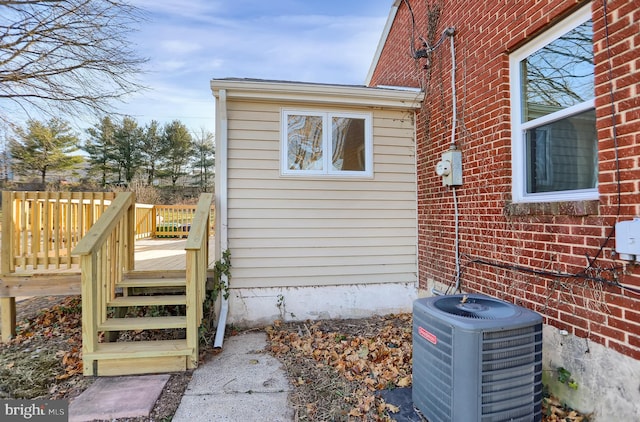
509,6,597,203
281,109,373,178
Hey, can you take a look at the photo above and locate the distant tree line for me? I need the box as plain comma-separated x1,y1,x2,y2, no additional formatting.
2,117,215,193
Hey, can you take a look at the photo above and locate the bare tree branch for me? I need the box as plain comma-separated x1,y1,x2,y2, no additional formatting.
0,0,147,124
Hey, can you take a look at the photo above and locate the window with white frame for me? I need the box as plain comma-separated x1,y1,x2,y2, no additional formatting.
510,6,596,203
281,110,373,177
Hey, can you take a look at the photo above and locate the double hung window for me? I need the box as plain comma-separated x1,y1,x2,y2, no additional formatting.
510,7,596,202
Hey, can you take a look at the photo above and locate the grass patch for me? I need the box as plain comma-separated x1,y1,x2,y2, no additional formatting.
0,338,66,398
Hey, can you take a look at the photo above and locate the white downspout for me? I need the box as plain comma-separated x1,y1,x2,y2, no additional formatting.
214,89,229,348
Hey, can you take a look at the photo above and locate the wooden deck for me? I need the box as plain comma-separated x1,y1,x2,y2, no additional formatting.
2,235,216,275
2,191,216,376
133,236,216,271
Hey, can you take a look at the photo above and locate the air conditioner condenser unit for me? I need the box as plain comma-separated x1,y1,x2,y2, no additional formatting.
413,294,543,422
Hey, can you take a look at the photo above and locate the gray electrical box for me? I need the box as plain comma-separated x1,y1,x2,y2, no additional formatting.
413,294,543,422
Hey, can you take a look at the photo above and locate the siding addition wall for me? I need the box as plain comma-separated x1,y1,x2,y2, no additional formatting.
226,99,418,290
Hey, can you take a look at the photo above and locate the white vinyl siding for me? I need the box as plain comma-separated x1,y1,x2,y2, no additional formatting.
225,100,417,289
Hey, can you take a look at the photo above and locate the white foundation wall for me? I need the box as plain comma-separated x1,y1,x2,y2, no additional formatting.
225,282,418,327
542,325,640,420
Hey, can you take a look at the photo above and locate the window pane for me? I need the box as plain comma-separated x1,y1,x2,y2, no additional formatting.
331,117,365,171
525,109,596,193
521,20,593,122
287,114,323,170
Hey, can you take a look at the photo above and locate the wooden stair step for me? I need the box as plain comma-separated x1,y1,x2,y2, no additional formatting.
99,316,186,331
85,339,192,360
124,270,187,279
108,295,187,307
83,339,194,376
117,277,186,289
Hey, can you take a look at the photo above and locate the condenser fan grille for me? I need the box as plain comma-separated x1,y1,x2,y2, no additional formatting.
433,296,519,319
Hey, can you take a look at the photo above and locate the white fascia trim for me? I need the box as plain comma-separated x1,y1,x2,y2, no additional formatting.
365,0,401,86
375,85,422,92
210,78,423,110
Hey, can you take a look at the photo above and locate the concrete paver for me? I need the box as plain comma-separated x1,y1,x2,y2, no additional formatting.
172,331,294,422
68,374,170,422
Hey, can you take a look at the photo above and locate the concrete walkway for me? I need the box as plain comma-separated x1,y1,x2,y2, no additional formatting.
68,332,293,422
173,331,294,422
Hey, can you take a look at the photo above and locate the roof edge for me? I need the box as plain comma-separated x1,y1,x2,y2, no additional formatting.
364,0,402,86
210,78,424,109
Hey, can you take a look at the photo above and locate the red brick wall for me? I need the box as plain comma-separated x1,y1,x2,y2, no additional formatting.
370,0,640,360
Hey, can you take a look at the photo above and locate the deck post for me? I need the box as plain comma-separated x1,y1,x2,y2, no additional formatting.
1,191,16,342
2,191,13,273
151,206,157,239
0,298,16,343
185,251,197,369
126,195,136,271
81,253,98,375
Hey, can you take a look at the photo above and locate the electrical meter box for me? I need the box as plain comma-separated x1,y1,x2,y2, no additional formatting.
615,218,640,261
435,150,462,186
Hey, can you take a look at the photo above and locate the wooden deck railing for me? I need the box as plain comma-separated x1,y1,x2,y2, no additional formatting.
134,203,155,239
72,192,136,364
184,193,214,368
153,204,215,238
1,191,115,272
1,192,215,273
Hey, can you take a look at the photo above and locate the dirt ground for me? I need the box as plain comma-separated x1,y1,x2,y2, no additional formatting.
1,296,587,421
267,316,589,421
1,296,192,422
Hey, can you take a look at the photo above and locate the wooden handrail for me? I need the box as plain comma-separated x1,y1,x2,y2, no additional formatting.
184,192,214,368
72,192,136,374
185,194,214,251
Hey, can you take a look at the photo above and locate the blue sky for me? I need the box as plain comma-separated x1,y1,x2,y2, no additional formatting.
118,0,392,135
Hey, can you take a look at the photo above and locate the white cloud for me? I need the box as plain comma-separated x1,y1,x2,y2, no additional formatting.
160,40,203,55
115,1,391,133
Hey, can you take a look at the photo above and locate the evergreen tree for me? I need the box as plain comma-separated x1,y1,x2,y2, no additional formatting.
191,128,215,191
140,120,165,185
161,120,193,187
84,116,116,187
10,118,83,184
112,116,143,184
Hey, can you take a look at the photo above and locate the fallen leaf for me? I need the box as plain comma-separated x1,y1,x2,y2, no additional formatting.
386,403,400,413
348,408,362,417
397,375,411,387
